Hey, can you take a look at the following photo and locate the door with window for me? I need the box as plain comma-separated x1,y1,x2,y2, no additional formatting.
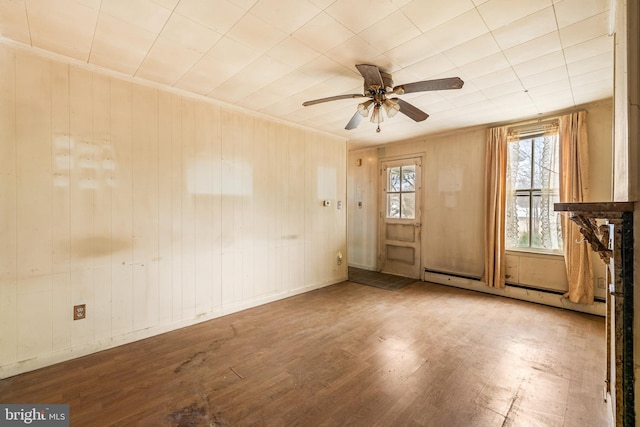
378,157,422,278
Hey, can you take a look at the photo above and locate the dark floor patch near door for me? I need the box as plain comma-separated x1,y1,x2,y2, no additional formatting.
348,267,417,291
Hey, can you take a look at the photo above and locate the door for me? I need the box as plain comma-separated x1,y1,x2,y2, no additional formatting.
378,157,422,278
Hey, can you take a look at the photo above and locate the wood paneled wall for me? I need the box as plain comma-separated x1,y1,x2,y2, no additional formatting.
0,44,347,378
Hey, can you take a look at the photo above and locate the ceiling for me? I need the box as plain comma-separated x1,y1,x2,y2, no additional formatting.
0,0,614,148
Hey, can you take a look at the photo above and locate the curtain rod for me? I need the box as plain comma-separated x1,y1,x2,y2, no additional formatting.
507,118,559,134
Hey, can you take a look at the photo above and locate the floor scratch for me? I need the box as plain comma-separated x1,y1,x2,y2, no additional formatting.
229,366,244,380
501,394,518,427
174,351,207,374
174,325,239,374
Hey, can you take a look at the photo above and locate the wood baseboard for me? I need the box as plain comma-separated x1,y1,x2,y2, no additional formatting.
424,271,606,316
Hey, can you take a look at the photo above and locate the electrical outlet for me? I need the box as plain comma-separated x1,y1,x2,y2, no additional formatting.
597,277,605,289
337,251,343,265
74,304,86,320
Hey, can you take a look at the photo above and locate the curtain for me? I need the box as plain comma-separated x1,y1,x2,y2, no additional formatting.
559,111,594,304
537,133,562,250
483,126,508,288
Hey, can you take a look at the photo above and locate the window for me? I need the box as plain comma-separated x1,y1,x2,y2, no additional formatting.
386,165,416,219
505,130,562,252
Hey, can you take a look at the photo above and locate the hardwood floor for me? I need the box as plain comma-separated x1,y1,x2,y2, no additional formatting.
0,281,609,426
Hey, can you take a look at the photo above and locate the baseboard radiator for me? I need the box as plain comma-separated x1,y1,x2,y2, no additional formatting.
423,269,605,317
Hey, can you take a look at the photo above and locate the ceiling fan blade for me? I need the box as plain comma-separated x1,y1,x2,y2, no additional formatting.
392,77,464,94
397,99,429,122
355,64,384,89
345,111,363,130
302,93,367,107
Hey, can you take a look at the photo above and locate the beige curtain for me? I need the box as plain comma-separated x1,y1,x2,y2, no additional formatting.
559,111,594,304
483,126,508,288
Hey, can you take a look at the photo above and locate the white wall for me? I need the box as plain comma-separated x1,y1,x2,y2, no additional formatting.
0,44,348,378
346,151,380,269
347,101,613,299
613,0,639,203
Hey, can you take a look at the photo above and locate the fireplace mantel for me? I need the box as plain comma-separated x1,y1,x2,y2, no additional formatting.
554,202,634,263
554,201,635,426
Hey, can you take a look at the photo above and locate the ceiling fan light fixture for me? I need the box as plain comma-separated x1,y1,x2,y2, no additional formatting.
357,100,373,117
370,105,383,124
383,98,400,118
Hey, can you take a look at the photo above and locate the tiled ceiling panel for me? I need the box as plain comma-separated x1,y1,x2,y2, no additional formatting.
0,0,31,44
491,7,558,50
325,0,397,33
175,0,245,33
89,15,157,75
160,13,224,54
0,0,614,148
250,0,321,33
292,12,354,54
502,32,562,66
443,33,502,67
26,0,99,61
554,0,610,28
226,13,287,53
402,0,476,33
135,36,205,85
477,0,552,31
358,10,421,53
100,0,172,33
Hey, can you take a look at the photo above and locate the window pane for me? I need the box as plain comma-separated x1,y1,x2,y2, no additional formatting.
509,139,532,190
532,136,558,190
533,137,544,189
531,192,563,250
506,196,519,248
549,137,560,190
550,192,563,250
400,193,415,219
401,165,415,191
388,167,400,192
531,194,543,248
387,194,400,218
515,195,530,247
505,130,561,251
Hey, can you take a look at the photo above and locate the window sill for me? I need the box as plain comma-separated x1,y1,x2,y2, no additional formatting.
506,248,564,258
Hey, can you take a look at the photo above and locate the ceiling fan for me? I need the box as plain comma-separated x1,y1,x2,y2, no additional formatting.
302,64,464,133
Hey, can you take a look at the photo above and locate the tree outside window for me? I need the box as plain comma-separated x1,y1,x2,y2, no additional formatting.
386,165,416,219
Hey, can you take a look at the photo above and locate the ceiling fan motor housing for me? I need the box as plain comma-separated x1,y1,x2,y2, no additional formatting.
365,71,394,94
380,72,394,91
